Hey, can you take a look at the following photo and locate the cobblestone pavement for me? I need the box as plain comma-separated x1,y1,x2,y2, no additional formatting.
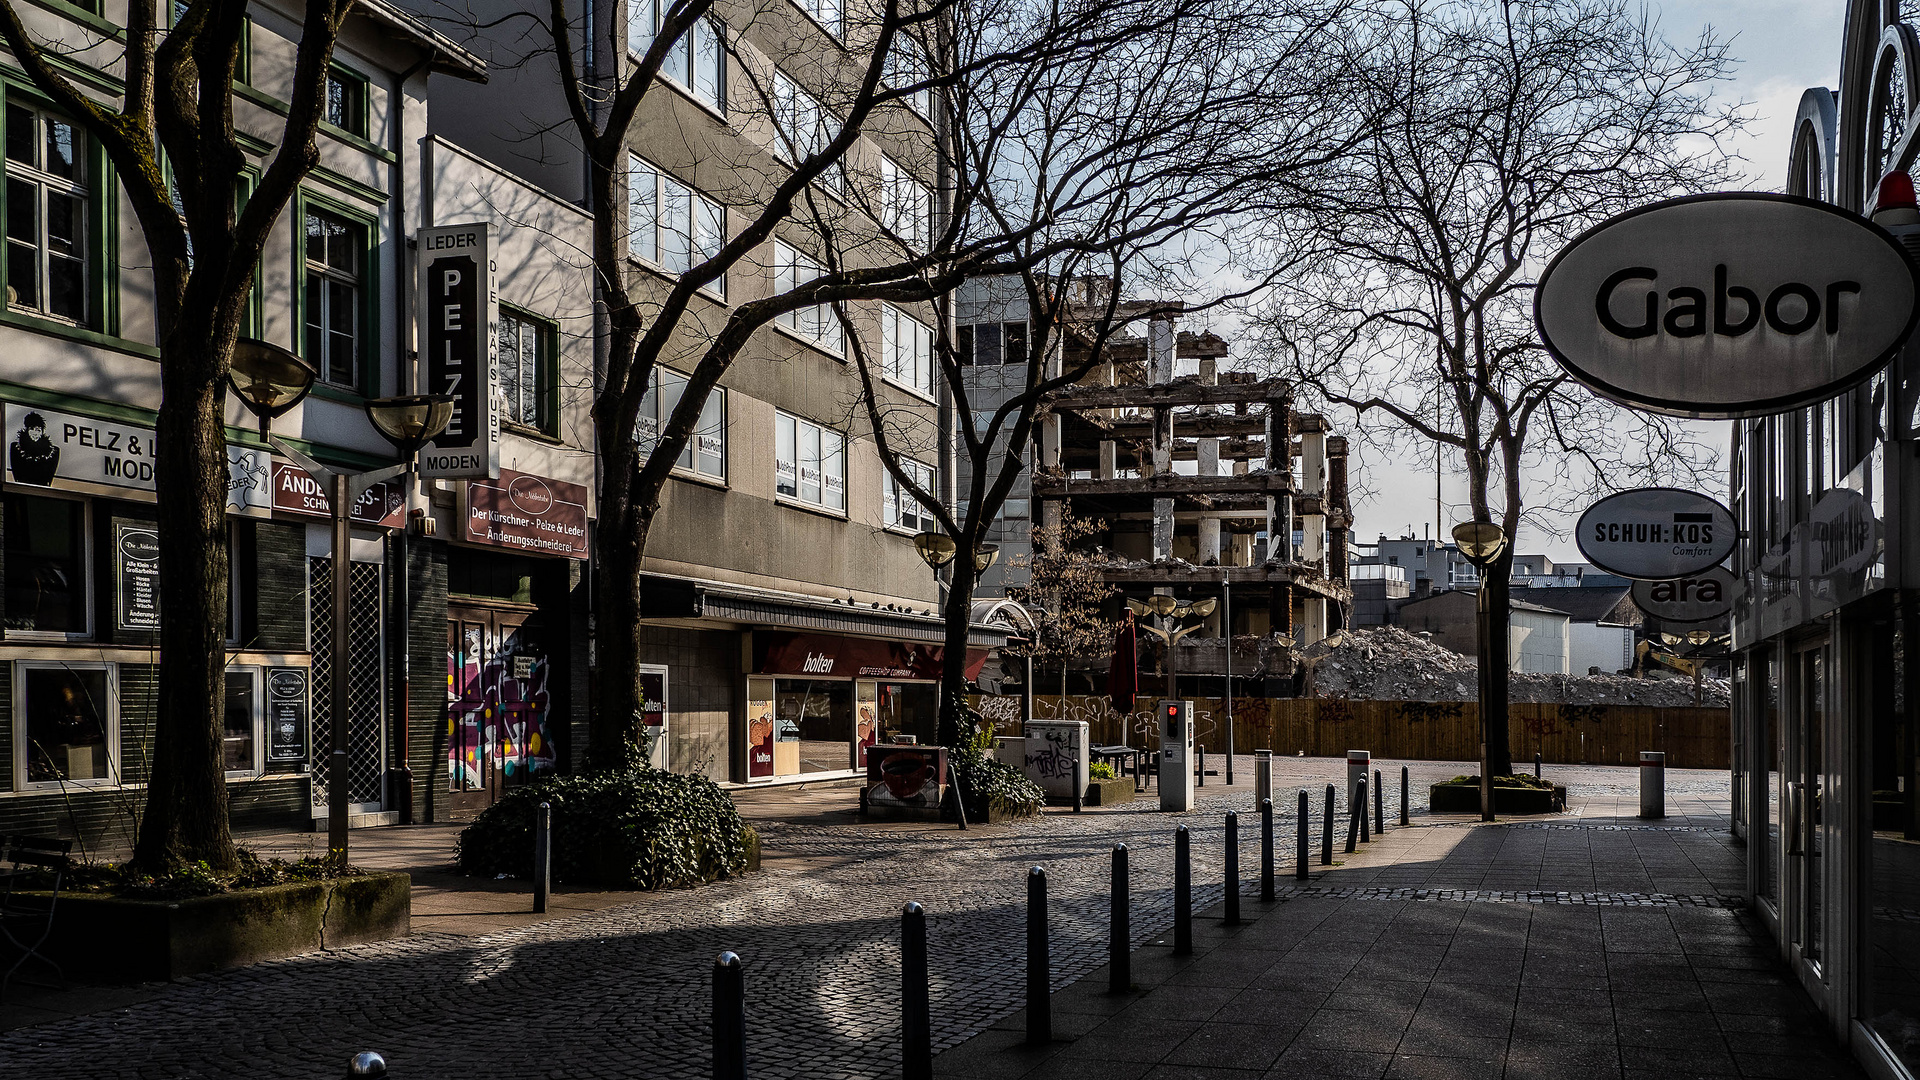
0,758,1739,1079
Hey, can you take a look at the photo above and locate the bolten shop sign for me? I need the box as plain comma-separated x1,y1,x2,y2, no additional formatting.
1535,193,1919,419
1575,487,1737,580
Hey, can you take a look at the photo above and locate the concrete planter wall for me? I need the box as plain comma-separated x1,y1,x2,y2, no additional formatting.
1429,782,1567,815
1083,777,1136,806
35,871,410,983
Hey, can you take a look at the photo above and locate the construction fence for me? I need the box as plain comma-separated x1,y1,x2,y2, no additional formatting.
969,695,1731,772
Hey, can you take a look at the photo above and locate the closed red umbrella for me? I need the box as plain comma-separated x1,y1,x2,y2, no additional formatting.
1108,610,1139,713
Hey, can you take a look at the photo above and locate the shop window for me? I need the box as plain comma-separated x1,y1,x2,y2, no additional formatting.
637,367,727,481
303,207,365,387
4,102,90,324
324,67,368,138
881,303,934,397
957,321,1028,366
884,458,937,532
3,492,87,635
628,155,727,296
15,662,114,787
773,241,842,355
224,667,262,774
630,2,725,112
775,411,845,512
775,678,853,773
498,308,553,433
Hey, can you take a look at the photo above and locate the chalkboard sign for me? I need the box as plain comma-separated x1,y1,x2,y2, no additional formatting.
115,522,161,631
266,667,309,764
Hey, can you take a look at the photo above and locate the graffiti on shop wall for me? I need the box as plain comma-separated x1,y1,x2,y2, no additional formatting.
448,623,556,788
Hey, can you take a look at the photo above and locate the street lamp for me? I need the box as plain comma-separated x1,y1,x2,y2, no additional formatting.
227,338,316,435
973,544,1000,575
1127,595,1216,697
1451,521,1508,822
268,394,452,867
913,532,958,570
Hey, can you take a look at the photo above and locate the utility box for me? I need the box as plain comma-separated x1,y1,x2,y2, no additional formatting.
1254,749,1274,811
1347,750,1371,810
1023,720,1090,802
1160,699,1196,811
1639,751,1666,819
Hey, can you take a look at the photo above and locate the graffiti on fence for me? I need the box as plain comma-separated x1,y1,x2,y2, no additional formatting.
1396,700,1466,725
974,694,1023,729
1320,697,1356,725
1562,704,1608,726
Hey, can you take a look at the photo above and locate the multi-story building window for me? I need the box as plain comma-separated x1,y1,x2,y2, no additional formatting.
792,0,841,36
878,156,931,250
303,207,364,386
630,1,725,112
771,71,840,192
884,37,932,117
774,241,843,355
5,103,88,324
498,308,552,432
958,320,1028,365
884,457,937,531
628,155,727,297
324,67,367,136
881,303,934,396
775,410,846,512
637,366,727,481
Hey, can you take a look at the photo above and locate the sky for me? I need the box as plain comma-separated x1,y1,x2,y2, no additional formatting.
1345,0,1850,564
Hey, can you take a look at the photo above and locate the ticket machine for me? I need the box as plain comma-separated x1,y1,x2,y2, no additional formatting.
1160,699,1195,811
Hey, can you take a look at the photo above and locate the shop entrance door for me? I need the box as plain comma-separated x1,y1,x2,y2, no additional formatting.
1785,636,1833,1002
447,600,555,816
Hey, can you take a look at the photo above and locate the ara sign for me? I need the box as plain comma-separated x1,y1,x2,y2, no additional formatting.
1631,566,1739,624
1575,488,1737,580
1535,193,1919,419
418,223,499,479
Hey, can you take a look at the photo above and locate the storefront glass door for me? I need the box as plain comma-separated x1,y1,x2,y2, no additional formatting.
1786,638,1831,986
447,601,555,813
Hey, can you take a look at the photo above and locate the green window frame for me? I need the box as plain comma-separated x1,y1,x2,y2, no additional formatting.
497,305,557,435
0,88,113,337
323,65,369,140
293,190,378,397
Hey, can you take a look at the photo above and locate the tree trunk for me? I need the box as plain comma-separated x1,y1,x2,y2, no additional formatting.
132,328,238,873
588,500,651,774
935,553,977,749
1483,544,1514,777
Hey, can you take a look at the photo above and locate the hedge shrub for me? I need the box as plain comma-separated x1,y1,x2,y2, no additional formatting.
457,768,755,889
948,744,1044,821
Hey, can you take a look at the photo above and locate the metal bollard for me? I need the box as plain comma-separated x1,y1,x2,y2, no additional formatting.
947,768,970,831
1260,798,1275,901
1224,811,1241,926
1346,779,1363,853
1254,749,1274,813
902,903,931,1080
346,1052,387,1079
1110,845,1130,993
1400,765,1410,826
1027,867,1051,1044
533,801,552,914
1174,825,1193,955
1321,784,1335,866
1374,770,1384,835
1358,777,1370,843
1296,789,1310,880
712,952,746,1080
1639,751,1666,820
1535,752,1542,779
1196,743,1206,787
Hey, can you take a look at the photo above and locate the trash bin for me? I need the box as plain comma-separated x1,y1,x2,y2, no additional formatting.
1254,749,1274,811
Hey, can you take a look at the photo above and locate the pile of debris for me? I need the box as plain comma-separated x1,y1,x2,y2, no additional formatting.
1299,626,1729,708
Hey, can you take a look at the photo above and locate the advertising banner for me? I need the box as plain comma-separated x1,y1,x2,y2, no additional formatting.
3,402,273,514
266,667,309,764
418,223,499,479
464,468,590,557
271,462,406,527
115,522,162,631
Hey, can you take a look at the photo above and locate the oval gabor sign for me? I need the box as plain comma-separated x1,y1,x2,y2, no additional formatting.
1535,193,1919,419
1575,488,1737,580
1631,566,1740,623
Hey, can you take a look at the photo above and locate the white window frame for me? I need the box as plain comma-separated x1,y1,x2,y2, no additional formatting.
637,367,728,482
497,308,549,432
775,410,847,513
884,457,937,532
2,490,93,642
791,0,841,38
881,303,935,397
629,1,726,113
884,36,932,117
771,71,842,193
12,659,118,790
4,101,89,325
223,664,265,778
878,155,932,251
628,155,728,298
773,240,844,356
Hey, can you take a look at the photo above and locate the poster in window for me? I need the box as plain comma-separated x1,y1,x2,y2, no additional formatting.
417,223,500,479
115,522,162,631
747,694,775,779
266,667,309,764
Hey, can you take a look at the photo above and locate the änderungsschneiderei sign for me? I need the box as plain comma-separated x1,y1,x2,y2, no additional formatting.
418,223,500,479
1575,487,1736,580
1631,566,1740,623
1535,193,1919,419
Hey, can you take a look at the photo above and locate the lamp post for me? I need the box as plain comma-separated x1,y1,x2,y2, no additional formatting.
1451,521,1507,822
228,338,316,435
268,394,451,868
1128,595,1217,698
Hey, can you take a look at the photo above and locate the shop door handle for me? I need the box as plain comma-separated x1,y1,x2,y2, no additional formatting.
1786,782,1805,857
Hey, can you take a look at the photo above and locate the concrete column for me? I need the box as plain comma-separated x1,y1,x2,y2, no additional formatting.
1097,440,1117,479
1301,597,1327,644
1198,518,1222,565
1149,317,1175,385
1299,427,1325,569
1153,498,1175,560
1265,389,1294,565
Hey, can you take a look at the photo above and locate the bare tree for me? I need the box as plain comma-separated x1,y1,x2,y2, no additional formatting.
1008,510,1117,690
0,0,367,870
1257,0,1741,774
839,0,1363,747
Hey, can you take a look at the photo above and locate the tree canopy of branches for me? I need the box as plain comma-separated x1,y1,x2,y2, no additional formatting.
1256,0,1741,773
1008,511,1117,673
0,0,363,871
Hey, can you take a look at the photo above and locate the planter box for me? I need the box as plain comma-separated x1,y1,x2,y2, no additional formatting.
1429,782,1566,815
32,871,410,983
1084,777,1136,806
946,793,1041,824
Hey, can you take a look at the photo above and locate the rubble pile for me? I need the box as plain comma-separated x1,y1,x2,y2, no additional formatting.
1300,626,1729,708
